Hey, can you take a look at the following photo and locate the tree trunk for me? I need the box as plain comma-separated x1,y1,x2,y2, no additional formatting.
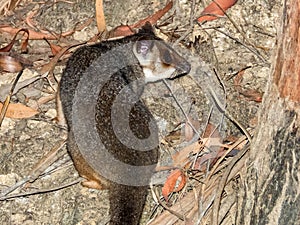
236,0,300,224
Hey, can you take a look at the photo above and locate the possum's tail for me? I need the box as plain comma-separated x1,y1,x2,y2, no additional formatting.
109,183,148,225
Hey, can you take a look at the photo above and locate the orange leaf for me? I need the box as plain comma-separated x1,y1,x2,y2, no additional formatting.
162,169,186,202
0,102,39,119
238,89,263,102
197,0,237,23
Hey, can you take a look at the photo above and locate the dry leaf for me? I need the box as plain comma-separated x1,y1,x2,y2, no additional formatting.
0,102,39,119
107,25,135,38
43,38,63,56
197,0,238,23
95,0,106,32
184,117,200,141
0,26,68,40
39,45,71,75
162,169,187,202
0,28,29,52
0,55,23,72
239,89,262,102
172,141,202,168
184,121,194,142
234,68,263,102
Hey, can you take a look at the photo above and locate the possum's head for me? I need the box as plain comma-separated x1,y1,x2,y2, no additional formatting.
132,25,191,83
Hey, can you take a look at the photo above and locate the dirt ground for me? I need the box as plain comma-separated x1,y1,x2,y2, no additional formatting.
0,0,281,224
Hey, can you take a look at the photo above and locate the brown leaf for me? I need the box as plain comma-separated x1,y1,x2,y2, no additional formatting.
238,89,263,102
234,68,263,102
0,28,29,53
172,136,225,171
107,25,135,39
0,102,39,119
43,38,63,56
194,123,225,170
184,117,200,141
172,141,202,168
0,24,83,40
39,45,72,75
0,55,23,72
234,68,246,86
184,122,194,142
0,26,55,40
21,36,29,53
197,0,238,23
162,169,187,202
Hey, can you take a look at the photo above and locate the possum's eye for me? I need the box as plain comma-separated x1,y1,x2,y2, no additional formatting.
161,50,173,65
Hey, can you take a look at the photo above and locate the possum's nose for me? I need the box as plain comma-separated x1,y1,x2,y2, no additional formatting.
170,61,191,79
179,61,191,74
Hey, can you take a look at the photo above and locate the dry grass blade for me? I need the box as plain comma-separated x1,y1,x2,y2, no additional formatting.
211,144,250,225
0,0,22,15
206,135,248,181
163,79,200,137
0,70,23,127
149,188,196,225
149,131,251,224
39,44,80,75
28,140,67,183
0,140,74,200
0,178,82,201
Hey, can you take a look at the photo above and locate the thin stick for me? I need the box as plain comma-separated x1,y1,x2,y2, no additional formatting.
0,178,83,201
163,79,200,139
174,0,196,45
213,27,268,63
206,84,252,143
0,140,67,197
210,0,267,63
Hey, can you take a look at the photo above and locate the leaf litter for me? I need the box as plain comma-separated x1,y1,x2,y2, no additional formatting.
0,0,280,224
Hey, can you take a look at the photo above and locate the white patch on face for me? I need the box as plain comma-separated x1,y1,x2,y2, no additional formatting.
143,67,176,83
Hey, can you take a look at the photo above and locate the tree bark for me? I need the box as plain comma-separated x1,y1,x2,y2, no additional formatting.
236,0,300,224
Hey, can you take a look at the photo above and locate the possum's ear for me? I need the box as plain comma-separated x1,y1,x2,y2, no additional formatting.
138,22,155,35
135,39,154,58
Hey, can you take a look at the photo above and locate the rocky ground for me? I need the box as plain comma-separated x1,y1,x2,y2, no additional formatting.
0,0,281,224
